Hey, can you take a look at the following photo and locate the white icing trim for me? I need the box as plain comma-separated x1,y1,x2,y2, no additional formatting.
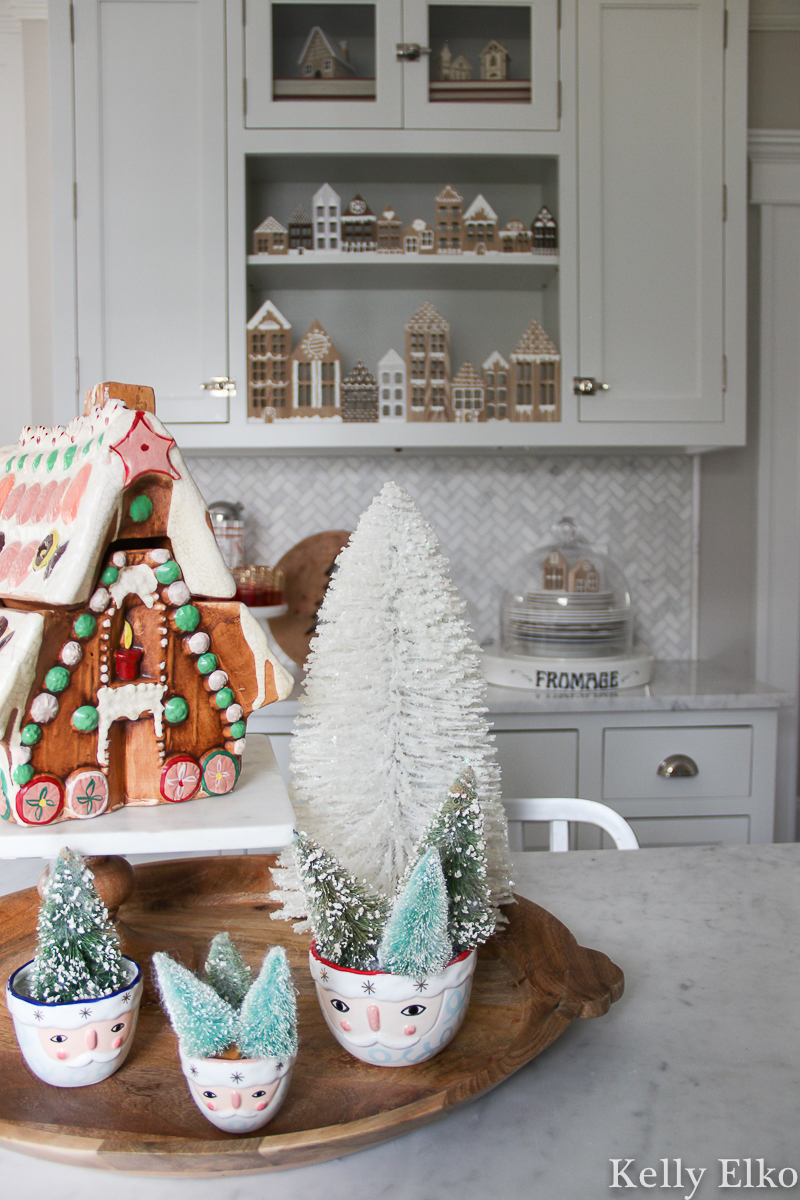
237,603,294,709
89,589,110,613
166,447,236,599
109,563,158,610
96,682,167,766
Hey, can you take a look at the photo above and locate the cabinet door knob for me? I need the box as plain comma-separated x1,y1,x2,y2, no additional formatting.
657,754,699,779
573,377,610,395
396,43,432,60
200,377,236,396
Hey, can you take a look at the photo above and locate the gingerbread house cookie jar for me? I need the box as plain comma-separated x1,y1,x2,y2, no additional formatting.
0,382,293,826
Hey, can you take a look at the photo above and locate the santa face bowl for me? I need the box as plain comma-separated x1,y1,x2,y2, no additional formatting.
309,943,477,1067
178,1045,295,1133
5,956,143,1088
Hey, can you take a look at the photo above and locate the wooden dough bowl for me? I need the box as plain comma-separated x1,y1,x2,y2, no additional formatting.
0,855,623,1176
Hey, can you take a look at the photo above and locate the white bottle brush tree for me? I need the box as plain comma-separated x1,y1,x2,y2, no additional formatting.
27,847,128,1003
273,482,512,926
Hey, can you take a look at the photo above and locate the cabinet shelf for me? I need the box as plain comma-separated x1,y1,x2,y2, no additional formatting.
246,253,559,292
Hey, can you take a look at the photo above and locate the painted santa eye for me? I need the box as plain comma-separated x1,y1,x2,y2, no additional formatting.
330,999,350,1013
202,1091,217,1099
401,1004,426,1017
111,1022,125,1032
50,1034,68,1043
252,1090,267,1098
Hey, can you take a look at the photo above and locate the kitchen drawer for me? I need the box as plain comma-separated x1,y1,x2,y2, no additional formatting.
626,815,751,848
603,726,753,801
494,731,578,800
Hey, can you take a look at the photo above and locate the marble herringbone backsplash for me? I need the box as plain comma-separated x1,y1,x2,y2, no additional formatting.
186,453,695,659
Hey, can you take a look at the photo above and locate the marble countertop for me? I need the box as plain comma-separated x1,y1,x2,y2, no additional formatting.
2,843,799,1199
250,660,791,727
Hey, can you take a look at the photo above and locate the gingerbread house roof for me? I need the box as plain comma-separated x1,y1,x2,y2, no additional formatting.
298,27,355,73
289,205,311,226
253,216,286,235
480,39,510,62
405,302,449,333
436,185,463,204
533,205,557,227
0,390,235,608
314,183,340,205
342,195,375,219
379,349,405,371
379,208,400,222
501,219,526,233
464,195,498,222
342,362,377,392
452,362,484,388
483,350,510,371
511,320,559,358
293,320,340,361
405,218,432,235
246,299,291,332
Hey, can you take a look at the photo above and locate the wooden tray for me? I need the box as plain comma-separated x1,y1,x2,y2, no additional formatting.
0,855,623,1176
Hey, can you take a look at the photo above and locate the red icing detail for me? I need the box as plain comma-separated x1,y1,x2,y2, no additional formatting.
115,647,143,680
110,411,180,486
45,479,70,522
0,541,22,583
32,480,58,523
8,541,37,587
160,755,201,803
0,474,16,516
16,483,41,525
60,463,92,525
3,485,26,521
15,775,65,825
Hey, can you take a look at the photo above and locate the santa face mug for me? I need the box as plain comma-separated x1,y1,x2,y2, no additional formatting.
5,956,143,1087
309,943,477,1067
178,1046,295,1133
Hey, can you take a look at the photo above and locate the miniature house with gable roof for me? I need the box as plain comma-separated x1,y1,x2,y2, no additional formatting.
0,383,292,826
509,319,561,422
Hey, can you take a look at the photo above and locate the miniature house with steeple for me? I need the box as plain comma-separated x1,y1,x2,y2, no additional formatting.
0,382,292,826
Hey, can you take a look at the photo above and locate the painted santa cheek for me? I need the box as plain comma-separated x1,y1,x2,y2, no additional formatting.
340,1019,351,1031
404,1024,417,1036
367,1005,380,1032
205,1101,216,1111
112,1037,123,1049
57,1050,67,1060
255,1101,267,1111
85,1029,97,1050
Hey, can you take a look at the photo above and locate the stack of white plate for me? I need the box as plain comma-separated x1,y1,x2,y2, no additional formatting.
501,589,632,659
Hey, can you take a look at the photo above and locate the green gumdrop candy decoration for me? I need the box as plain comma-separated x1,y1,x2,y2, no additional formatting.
165,696,189,724
45,666,70,693
13,764,34,785
20,724,42,746
196,653,217,675
74,613,97,639
155,560,181,585
215,688,235,709
72,705,99,732
174,605,200,632
101,565,119,585
129,494,153,523
230,720,246,739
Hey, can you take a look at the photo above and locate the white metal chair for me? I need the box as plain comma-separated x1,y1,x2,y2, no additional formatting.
502,797,640,852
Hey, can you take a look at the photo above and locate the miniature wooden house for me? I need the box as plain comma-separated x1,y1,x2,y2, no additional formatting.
376,209,403,252
569,559,600,594
298,27,356,80
435,43,472,81
0,383,292,826
543,550,569,590
290,321,342,416
341,362,379,423
405,302,451,422
509,320,561,422
252,216,287,256
341,196,377,251
463,195,498,253
403,218,435,255
378,350,406,420
499,219,533,253
532,206,558,253
313,184,341,251
452,362,486,422
482,352,510,419
246,300,292,419
435,185,463,254
480,40,510,80
288,205,313,252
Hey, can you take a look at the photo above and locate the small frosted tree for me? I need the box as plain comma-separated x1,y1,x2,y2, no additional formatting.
378,848,453,977
153,953,237,1059
203,932,252,1008
414,767,496,954
294,832,389,970
29,847,127,1003
272,482,512,924
237,947,298,1060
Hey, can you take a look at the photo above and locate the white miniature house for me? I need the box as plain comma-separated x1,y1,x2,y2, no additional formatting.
483,352,510,420
378,350,406,421
463,195,498,253
313,184,341,251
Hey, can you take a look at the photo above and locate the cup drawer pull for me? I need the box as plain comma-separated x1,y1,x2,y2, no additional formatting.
657,754,699,779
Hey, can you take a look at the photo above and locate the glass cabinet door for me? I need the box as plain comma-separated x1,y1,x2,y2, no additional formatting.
402,0,559,131
245,0,403,128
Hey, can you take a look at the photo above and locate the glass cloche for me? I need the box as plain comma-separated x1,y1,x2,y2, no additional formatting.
500,517,634,659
